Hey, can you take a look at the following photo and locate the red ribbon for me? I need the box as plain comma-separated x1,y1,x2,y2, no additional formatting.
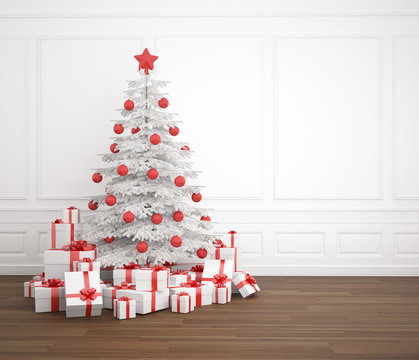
213,239,226,248
122,263,141,283
78,258,94,271
201,260,231,283
67,206,80,223
214,247,238,272
115,297,132,318
51,221,74,249
150,265,168,291
176,291,191,312
123,262,141,269
180,281,203,306
228,230,237,247
215,286,229,304
236,273,258,292
41,278,64,312
190,265,204,282
27,279,40,297
111,282,135,309
61,241,96,271
212,273,228,287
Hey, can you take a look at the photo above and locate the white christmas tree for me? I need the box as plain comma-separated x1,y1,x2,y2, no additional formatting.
84,48,213,267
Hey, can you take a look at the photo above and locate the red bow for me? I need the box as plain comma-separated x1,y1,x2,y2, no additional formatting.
173,269,188,275
81,257,93,262
245,273,257,285
114,282,136,290
152,265,166,271
67,206,77,210
228,230,237,234
53,219,64,224
213,273,228,287
123,262,141,269
181,280,201,288
42,278,64,288
213,239,226,248
64,240,96,251
177,291,189,297
39,272,45,278
117,296,132,302
191,265,204,272
79,287,98,301
144,261,151,267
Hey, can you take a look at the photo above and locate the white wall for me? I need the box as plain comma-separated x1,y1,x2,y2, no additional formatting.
1,0,419,275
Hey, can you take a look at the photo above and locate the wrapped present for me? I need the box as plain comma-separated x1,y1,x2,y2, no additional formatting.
34,278,65,312
44,240,96,280
212,247,239,272
103,282,136,309
113,296,136,319
33,272,45,281
233,273,260,298
113,263,141,286
135,265,169,291
73,257,100,272
232,271,243,294
49,219,82,249
201,259,233,287
100,266,114,281
169,269,196,287
64,270,102,317
188,265,204,282
24,280,42,298
212,274,232,304
226,230,237,247
117,288,169,315
63,206,81,224
100,280,113,291
171,291,194,313
170,281,212,307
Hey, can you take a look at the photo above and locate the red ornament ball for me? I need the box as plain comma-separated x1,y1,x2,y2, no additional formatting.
131,127,140,134
158,98,169,108
173,210,184,222
124,100,134,111
117,164,128,176
147,168,158,180
105,194,116,206
151,213,162,224
191,193,202,202
170,235,182,248
104,236,114,244
113,123,124,134
88,200,98,211
197,248,208,259
110,143,119,153
169,126,179,136
136,241,148,253
150,133,161,145
200,216,211,221
92,172,102,183
123,211,135,223
174,176,185,187
181,145,190,151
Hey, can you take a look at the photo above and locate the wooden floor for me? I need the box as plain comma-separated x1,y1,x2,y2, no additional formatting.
1,276,419,359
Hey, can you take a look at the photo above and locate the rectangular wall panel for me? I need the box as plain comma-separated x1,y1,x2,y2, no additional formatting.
338,233,381,254
276,233,324,255
234,232,263,257
396,233,419,255
0,232,25,253
155,36,263,199
274,37,381,199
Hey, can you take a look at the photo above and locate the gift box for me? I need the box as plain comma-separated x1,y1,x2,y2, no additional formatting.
63,206,81,223
212,283,232,304
113,296,136,319
34,278,66,312
64,270,102,317
44,241,97,280
226,230,237,248
233,272,260,298
73,258,100,272
135,265,169,291
188,265,204,282
48,219,82,249
212,246,239,272
201,259,233,287
100,280,113,292
170,281,212,307
33,272,45,281
117,288,169,315
103,282,136,309
100,266,114,281
232,271,243,294
171,291,194,313
169,269,196,287
24,280,42,298
113,263,141,286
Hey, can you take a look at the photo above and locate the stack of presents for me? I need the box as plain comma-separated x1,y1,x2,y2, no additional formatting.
24,206,260,319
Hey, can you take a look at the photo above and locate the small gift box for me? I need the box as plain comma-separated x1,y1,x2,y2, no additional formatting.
188,265,204,282
211,274,232,304
64,270,102,317
201,259,233,287
212,237,240,272
73,258,100,272
100,266,114,281
169,269,196,287
103,282,136,309
232,271,243,294
171,291,194,313
33,272,45,281
136,265,169,291
226,230,237,248
48,219,82,249
113,296,136,319
113,263,141,286
34,278,66,312
63,206,81,224
24,280,42,298
233,272,260,298
170,281,212,307
117,288,169,315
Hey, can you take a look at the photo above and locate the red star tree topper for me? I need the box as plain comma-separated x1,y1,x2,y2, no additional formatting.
134,48,158,75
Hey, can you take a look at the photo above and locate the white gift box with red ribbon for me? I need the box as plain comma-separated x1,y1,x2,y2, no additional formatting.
171,292,194,313
232,271,243,294
201,259,233,287
113,297,136,319
24,280,42,298
169,282,212,307
233,272,260,298
73,258,100,272
135,266,169,291
117,288,169,314
64,270,102,318
48,220,82,249
34,279,66,313
169,270,196,287
63,206,81,224
212,283,232,304
100,280,113,292
103,282,136,309
113,264,141,285
32,272,45,281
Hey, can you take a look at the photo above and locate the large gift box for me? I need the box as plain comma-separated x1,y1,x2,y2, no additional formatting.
64,270,103,318
73,258,100,272
135,265,169,291
212,283,232,304
44,240,96,280
233,272,260,298
169,269,196,287
24,280,42,298
113,263,141,286
117,288,169,314
201,259,233,287
113,296,136,319
48,219,82,249
170,281,212,307
171,291,194,313
34,278,66,312
63,206,81,223
103,282,136,309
